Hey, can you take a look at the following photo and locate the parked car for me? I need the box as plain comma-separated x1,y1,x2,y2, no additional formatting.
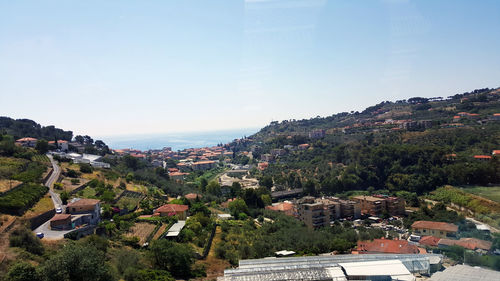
36,232,44,239
55,207,62,214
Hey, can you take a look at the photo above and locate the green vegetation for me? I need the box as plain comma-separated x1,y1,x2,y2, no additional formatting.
0,117,73,141
461,185,500,204
215,211,383,265
0,183,48,214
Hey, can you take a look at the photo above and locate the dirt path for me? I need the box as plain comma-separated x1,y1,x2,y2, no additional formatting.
194,225,230,280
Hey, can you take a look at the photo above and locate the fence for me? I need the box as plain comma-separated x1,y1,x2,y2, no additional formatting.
30,208,56,230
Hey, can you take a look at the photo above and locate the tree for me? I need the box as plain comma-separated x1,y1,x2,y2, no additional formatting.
35,139,49,154
228,198,248,217
60,191,69,205
231,182,242,197
6,262,41,281
79,163,93,174
259,176,273,189
40,243,115,281
74,135,85,144
206,180,221,196
199,178,208,192
150,240,194,279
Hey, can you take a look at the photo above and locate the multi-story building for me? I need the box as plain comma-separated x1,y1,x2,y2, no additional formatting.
296,197,360,228
352,195,405,217
352,195,387,216
297,202,327,229
385,196,406,216
339,199,361,219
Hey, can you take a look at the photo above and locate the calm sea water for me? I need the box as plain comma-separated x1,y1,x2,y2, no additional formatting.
100,128,259,151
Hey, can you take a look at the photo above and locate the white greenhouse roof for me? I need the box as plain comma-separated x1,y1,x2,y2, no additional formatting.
430,264,500,281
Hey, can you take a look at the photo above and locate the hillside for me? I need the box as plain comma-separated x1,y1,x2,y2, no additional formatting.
226,87,500,196
0,117,73,141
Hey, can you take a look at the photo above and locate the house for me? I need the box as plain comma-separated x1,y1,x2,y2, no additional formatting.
155,204,188,220
418,236,441,247
67,198,101,225
16,137,37,147
309,129,326,139
265,202,295,216
270,149,286,157
260,153,274,162
50,214,72,230
411,221,458,238
356,238,420,254
438,238,492,252
298,144,310,150
474,155,492,160
184,193,202,201
257,162,269,171
48,140,69,151
191,160,216,171
169,172,189,182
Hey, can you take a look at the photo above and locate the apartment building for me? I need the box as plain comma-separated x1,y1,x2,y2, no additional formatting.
296,197,360,229
352,195,405,217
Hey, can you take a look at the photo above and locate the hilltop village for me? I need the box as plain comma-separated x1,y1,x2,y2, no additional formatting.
0,87,500,281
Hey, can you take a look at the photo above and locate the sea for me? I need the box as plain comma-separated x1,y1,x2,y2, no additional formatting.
99,128,259,151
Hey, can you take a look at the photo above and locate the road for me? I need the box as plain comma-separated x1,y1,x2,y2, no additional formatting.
46,154,63,209
33,154,69,239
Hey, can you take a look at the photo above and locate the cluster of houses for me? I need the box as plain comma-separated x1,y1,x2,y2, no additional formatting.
266,195,406,229
15,137,86,152
113,145,237,182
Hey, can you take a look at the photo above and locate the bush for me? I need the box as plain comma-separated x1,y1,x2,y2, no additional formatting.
71,178,80,185
79,163,93,174
66,169,80,178
9,226,44,255
6,262,41,281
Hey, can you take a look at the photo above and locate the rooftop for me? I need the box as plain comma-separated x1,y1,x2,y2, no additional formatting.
430,264,500,281
156,204,189,213
411,221,458,232
357,239,420,254
67,198,100,207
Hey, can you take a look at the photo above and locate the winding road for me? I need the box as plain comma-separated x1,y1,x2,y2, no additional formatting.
32,154,72,239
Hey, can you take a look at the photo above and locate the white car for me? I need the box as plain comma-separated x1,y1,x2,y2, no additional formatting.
55,207,63,214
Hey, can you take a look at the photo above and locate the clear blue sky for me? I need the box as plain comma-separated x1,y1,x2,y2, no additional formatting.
1,0,499,137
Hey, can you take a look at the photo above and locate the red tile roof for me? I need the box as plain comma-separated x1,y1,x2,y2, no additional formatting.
266,202,294,212
184,193,202,200
357,239,419,254
419,236,440,247
474,155,492,159
16,137,37,142
439,238,492,251
492,150,500,155
50,214,71,222
156,204,188,213
411,221,458,232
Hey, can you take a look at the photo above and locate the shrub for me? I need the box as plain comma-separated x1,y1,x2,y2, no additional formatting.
70,178,80,185
79,163,93,174
9,226,44,255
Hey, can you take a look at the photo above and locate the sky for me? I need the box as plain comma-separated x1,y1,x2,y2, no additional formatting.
1,0,500,138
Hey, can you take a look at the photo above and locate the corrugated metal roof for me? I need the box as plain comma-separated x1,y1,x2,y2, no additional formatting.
430,264,500,281
339,259,414,281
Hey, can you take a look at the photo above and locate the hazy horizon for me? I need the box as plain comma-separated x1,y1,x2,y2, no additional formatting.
2,0,500,137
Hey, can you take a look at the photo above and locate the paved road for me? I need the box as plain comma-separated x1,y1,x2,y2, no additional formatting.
33,154,68,239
